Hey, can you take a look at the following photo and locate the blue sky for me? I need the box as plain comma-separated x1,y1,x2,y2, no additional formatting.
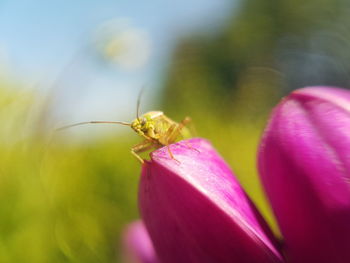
0,0,234,126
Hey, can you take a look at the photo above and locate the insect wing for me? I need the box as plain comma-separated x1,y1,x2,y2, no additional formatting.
152,114,176,136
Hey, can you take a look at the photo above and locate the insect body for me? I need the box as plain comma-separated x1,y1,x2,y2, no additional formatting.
130,111,192,163
57,90,193,163
58,111,192,163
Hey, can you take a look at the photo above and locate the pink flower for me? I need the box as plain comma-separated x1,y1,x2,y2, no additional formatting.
139,138,283,263
122,220,159,263
123,86,350,263
259,87,350,263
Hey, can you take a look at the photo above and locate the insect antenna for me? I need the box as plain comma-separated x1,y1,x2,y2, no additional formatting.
56,121,131,131
136,88,144,121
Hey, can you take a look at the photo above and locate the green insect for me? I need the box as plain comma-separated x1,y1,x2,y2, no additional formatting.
57,93,193,163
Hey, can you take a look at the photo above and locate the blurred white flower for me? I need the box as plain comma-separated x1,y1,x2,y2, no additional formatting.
96,18,152,70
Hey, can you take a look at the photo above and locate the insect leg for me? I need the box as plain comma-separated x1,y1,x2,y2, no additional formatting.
167,117,200,153
158,123,180,162
178,116,197,137
166,145,180,163
131,140,156,164
167,116,192,143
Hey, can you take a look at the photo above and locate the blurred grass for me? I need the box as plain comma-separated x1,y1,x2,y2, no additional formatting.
0,85,141,262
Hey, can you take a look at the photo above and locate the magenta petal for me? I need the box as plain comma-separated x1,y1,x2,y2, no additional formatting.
139,138,283,263
259,86,350,263
122,220,159,263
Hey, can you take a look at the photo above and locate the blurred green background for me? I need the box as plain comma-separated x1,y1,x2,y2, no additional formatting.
1,0,350,262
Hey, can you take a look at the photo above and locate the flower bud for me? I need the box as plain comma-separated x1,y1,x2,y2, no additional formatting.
259,87,350,263
139,138,283,263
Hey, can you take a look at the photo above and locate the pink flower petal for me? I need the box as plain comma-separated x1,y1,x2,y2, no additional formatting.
122,220,159,263
259,86,350,263
139,138,283,263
